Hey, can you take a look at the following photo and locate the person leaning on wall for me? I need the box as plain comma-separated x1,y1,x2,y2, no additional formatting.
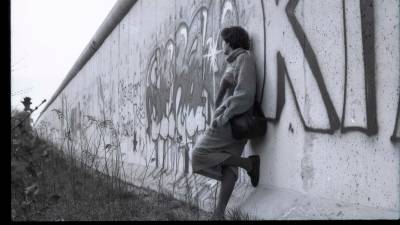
191,26,260,220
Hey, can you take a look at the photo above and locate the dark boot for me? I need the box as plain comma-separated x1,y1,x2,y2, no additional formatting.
247,155,260,187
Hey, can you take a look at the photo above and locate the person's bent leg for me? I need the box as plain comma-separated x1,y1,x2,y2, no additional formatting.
220,154,253,172
212,166,237,219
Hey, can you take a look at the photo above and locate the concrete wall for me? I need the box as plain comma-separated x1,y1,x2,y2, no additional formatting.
35,0,400,219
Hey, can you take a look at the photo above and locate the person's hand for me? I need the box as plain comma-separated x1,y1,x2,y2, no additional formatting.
211,119,218,128
211,114,229,128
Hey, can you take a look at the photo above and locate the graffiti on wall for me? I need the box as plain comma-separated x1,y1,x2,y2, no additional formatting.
268,0,341,134
144,0,239,141
143,0,241,171
262,0,398,141
341,0,378,135
37,0,400,185
391,94,400,142
140,0,400,185
34,0,399,212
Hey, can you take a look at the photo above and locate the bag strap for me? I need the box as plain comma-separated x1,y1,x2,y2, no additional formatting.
258,56,266,106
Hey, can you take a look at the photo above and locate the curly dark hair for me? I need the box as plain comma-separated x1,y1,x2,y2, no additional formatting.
220,26,250,50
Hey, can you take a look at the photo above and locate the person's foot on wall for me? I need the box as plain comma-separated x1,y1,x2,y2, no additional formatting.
247,155,260,187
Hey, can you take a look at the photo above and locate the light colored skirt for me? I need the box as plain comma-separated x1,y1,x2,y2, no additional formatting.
191,122,247,181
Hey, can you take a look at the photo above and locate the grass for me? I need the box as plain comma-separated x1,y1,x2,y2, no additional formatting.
11,137,214,221
227,207,254,220
11,111,213,221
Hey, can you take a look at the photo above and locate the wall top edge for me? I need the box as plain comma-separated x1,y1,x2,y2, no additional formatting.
35,0,138,124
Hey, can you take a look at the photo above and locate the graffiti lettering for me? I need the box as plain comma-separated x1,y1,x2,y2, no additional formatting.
341,0,378,135
264,0,340,133
391,93,400,142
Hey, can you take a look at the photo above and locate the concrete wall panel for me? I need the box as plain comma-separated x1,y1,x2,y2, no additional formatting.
36,0,400,219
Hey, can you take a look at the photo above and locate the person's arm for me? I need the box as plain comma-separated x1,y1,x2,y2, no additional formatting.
213,90,227,121
213,69,236,119
214,78,230,109
213,53,257,127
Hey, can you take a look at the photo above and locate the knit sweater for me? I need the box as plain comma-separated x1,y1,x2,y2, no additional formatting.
212,48,257,128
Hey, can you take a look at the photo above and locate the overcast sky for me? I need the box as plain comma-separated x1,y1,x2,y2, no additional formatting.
11,0,118,121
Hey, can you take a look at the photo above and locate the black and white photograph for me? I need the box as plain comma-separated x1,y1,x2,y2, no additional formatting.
10,0,400,221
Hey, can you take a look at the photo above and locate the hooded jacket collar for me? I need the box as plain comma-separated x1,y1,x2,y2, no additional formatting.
226,48,247,63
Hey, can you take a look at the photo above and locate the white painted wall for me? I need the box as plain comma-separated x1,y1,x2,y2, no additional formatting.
36,0,399,219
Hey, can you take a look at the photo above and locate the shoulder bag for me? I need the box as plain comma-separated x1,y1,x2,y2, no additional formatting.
230,54,267,140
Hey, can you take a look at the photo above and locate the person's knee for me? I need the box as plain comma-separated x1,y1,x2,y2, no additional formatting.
222,166,238,182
